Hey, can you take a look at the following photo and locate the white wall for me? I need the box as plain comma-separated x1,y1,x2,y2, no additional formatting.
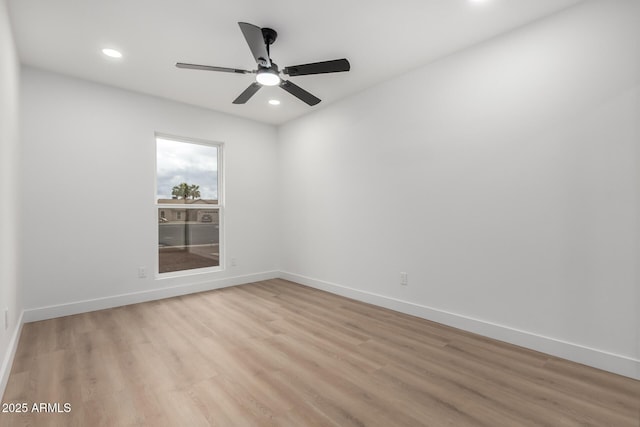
20,67,279,317
0,0,23,395
279,0,640,378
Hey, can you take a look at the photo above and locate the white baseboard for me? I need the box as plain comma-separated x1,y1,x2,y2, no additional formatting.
280,271,640,380
23,271,279,323
0,309,24,400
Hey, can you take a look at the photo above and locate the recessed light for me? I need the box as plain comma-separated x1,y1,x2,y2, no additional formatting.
102,48,123,59
268,99,281,106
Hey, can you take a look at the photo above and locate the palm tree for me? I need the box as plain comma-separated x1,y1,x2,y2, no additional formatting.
171,182,201,200
189,185,201,199
171,182,190,199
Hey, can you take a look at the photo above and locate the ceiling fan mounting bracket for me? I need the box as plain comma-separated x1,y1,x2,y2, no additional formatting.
261,28,278,46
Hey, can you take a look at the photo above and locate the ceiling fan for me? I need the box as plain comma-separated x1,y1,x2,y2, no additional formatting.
176,22,350,106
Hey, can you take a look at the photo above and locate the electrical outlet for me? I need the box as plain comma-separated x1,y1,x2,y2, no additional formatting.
138,266,147,278
231,258,237,267
400,272,408,286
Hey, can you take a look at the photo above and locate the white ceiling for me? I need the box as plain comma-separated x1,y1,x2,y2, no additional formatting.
8,0,582,125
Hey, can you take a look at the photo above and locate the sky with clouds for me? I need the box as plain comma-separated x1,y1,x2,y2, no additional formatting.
156,138,218,201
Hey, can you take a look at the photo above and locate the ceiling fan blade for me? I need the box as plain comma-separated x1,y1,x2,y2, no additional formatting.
233,82,262,104
238,22,271,68
283,59,350,76
280,80,321,106
176,63,253,74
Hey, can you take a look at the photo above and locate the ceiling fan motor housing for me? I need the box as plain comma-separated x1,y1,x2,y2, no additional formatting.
259,62,279,73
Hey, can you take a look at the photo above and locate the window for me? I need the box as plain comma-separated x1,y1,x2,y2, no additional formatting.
156,135,222,275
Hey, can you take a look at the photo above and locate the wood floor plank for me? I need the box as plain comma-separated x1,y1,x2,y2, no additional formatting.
1,279,638,426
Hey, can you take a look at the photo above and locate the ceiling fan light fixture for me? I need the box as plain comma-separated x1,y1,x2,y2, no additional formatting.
256,69,281,86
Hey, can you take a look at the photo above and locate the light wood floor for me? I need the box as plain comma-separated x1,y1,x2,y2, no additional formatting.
1,279,638,426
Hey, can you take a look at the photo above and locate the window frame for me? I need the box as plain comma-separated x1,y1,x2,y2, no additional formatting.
154,133,224,278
